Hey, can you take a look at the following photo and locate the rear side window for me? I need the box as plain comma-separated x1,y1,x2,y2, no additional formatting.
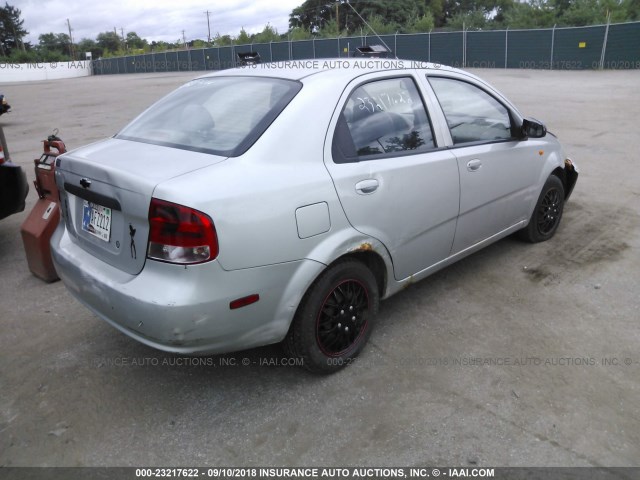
428,77,513,145
117,76,301,157
333,77,435,163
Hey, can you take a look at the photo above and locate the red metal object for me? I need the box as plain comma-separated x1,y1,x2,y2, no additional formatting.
20,133,67,282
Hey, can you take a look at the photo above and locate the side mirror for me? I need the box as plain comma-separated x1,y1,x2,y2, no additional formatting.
521,118,547,139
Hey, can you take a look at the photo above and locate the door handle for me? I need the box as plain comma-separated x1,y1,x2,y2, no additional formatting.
467,159,482,172
355,179,379,195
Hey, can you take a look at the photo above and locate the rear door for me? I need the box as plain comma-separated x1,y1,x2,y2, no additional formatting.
324,73,460,281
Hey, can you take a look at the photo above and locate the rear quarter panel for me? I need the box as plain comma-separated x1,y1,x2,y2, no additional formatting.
152,75,355,271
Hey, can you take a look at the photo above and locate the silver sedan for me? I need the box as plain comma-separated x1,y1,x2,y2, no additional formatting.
51,60,578,372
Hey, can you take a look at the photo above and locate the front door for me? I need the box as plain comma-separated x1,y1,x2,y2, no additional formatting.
427,76,543,253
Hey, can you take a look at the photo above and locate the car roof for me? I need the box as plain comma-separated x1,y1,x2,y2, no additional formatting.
198,58,478,83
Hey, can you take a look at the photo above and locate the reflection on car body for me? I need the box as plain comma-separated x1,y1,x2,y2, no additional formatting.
51,60,578,373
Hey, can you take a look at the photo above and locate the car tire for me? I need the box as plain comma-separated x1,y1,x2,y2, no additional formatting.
283,259,379,374
519,175,565,243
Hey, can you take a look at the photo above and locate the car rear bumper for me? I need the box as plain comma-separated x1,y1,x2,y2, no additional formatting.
51,223,324,354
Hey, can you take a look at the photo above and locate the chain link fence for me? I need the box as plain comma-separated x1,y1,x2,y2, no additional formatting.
93,21,640,75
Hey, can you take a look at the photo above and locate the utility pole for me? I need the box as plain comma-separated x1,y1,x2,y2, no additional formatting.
336,1,339,32
66,18,75,60
182,30,187,49
204,10,212,43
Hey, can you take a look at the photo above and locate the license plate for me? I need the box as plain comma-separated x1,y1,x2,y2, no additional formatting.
82,201,112,242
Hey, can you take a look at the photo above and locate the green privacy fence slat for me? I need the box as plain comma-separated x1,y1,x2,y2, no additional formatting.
430,32,464,68
217,47,234,69
190,49,207,71
603,23,640,68
92,21,640,74
176,51,191,71
506,29,553,69
292,40,314,60
314,39,340,58
553,25,606,69
165,51,178,71
339,37,364,57
133,55,146,73
203,48,219,69
254,44,273,62
270,42,290,61
376,35,397,55
395,34,428,62
467,31,506,68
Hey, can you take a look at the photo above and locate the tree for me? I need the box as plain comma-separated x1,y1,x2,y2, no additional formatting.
319,18,344,37
288,0,519,33
77,38,103,59
446,10,488,29
438,0,514,27
213,33,232,46
358,0,427,29
502,0,555,28
625,0,640,19
0,2,27,56
428,0,447,26
288,27,313,40
126,31,146,50
236,28,251,44
406,12,436,32
364,15,398,34
190,39,209,49
96,31,121,54
37,32,71,56
253,23,280,43
289,0,335,33
558,0,603,25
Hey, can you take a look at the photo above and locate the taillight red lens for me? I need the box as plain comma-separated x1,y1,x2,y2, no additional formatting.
147,198,218,264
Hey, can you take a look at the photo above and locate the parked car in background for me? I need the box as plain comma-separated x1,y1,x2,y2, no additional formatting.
0,94,10,116
1,96,29,221
51,60,578,372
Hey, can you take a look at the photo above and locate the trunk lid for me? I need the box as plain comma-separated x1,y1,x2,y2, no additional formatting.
56,138,227,275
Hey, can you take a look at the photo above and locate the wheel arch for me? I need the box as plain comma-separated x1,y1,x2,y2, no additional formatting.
277,234,393,344
282,249,384,372
330,250,387,300
550,160,578,200
551,166,566,189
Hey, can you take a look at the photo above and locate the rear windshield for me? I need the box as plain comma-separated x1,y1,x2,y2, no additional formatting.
116,76,301,157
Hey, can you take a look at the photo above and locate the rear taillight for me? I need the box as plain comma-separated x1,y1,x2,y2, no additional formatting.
147,198,218,264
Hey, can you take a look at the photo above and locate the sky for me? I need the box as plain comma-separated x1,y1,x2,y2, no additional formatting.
10,0,304,45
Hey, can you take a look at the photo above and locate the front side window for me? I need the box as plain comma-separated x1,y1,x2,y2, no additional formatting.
428,77,513,145
117,76,301,157
333,77,435,162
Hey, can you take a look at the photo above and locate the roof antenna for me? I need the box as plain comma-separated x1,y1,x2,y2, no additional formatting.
344,0,397,59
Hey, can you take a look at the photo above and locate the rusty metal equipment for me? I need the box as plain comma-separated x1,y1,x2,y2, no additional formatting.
20,131,67,282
